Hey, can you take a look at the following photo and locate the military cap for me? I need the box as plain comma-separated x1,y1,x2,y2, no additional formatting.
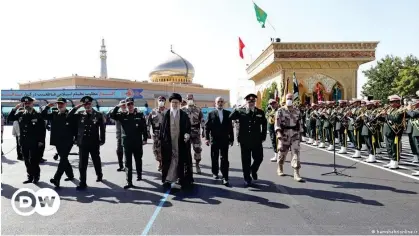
56,97,67,103
80,96,93,103
20,96,34,102
158,96,166,101
361,100,367,104
169,93,182,102
388,95,401,101
118,100,126,106
268,99,277,104
244,93,257,100
125,97,134,103
365,101,374,105
352,98,361,102
338,100,347,104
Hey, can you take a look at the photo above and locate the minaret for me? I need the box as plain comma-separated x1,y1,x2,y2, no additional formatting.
100,38,108,78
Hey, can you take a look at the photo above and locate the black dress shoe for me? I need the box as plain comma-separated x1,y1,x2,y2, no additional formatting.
96,175,103,182
23,179,33,184
33,178,39,184
222,179,229,186
50,178,60,188
17,157,23,161
251,172,258,180
76,184,87,190
213,174,219,179
124,183,134,189
137,176,142,181
53,154,59,161
117,168,124,172
64,177,74,181
244,180,252,187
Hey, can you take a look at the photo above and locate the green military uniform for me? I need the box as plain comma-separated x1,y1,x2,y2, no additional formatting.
361,103,378,162
266,102,278,158
406,110,419,162
229,93,267,186
408,100,419,175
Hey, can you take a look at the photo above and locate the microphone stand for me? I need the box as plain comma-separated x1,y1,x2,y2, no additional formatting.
321,127,351,177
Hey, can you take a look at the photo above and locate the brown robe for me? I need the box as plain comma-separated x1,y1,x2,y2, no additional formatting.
159,109,193,186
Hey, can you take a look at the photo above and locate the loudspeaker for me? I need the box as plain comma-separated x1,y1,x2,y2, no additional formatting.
367,96,373,101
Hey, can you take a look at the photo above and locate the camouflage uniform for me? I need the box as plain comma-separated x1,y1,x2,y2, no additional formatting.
182,94,205,173
147,108,165,162
275,99,303,182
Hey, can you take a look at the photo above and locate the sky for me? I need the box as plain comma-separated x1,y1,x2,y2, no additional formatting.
1,0,418,104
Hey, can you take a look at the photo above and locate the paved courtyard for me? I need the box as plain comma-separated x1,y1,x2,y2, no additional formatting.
1,126,418,235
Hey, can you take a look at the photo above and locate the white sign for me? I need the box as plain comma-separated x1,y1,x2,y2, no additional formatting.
11,188,60,216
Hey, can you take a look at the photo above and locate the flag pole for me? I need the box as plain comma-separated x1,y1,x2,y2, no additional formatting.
267,19,277,36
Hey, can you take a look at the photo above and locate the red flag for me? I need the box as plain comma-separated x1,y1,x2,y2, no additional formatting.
239,37,245,59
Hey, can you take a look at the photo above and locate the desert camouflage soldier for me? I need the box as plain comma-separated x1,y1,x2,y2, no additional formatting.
182,93,205,174
147,96,167,171
275,93,303,182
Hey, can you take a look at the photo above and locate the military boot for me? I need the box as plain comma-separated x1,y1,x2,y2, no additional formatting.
277,164,285,176
293,169,303,182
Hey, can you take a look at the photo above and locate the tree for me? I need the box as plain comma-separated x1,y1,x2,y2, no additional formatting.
392,55,419,97
361,55,403,102
261,82,277,112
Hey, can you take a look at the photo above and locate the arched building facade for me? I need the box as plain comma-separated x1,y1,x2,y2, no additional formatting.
246,42,379,106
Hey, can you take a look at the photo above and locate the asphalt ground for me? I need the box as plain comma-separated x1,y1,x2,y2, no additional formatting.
1,126,419,235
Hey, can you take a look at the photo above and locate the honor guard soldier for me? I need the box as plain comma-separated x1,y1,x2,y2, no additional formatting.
42,97,75,188
378,95,405,169
147,96,167,171
111,100,127,172
182,94,205,174
275,93,303,182
266,99,279,162
336,100,349,154
110,97,148,189
230,93,267,187
408,96,419,176
406,98,419,163
361,101,377,163
68,96,105,190
7,96,46,184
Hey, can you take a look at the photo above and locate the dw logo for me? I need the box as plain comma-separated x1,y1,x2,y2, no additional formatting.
11,188,60,216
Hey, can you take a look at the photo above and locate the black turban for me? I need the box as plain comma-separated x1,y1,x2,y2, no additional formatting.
169,93,182,102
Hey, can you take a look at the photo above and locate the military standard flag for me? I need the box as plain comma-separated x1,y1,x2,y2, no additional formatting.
253,2,268,28
239,37,245,59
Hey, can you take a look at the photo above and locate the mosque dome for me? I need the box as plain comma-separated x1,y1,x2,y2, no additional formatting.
149,50,195,84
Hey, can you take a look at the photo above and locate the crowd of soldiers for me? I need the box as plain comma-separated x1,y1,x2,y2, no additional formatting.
265,92,419,176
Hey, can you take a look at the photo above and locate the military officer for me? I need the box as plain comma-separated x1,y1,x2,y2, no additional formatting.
147,96,167,171
316,101,325,147
275,93,303,182
111,100,127,172
7,96,46,184
266,99,279,162
409,97,419,175
406,99,419,163
378,95,405,169
42,97,75,188
68,96,105,190
182,94,205,174
229,93,267,186
110,97,148,189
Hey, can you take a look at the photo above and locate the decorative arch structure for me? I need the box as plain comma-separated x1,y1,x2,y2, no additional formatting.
246,41,378,102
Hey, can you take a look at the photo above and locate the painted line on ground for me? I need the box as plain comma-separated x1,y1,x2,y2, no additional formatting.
141,183,174,236
302,143,419,181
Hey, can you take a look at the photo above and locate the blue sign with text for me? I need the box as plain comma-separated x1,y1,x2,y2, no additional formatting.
1,89,143,100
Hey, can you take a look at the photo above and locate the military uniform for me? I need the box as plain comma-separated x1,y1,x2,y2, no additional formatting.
229,93,267,186
409,97,419,176
266,99,278,162
111,100,126,171
336,100,349,154
68,96,105,190
41,97,75,187
111,97,148,188
147,96,167,171
182,94,205,173
7,96,46,183
275,93,303,182
406,103,419,163
378,95,405,169
361,101,378,163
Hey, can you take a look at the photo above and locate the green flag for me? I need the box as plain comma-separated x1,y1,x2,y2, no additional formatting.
253,2,267,28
